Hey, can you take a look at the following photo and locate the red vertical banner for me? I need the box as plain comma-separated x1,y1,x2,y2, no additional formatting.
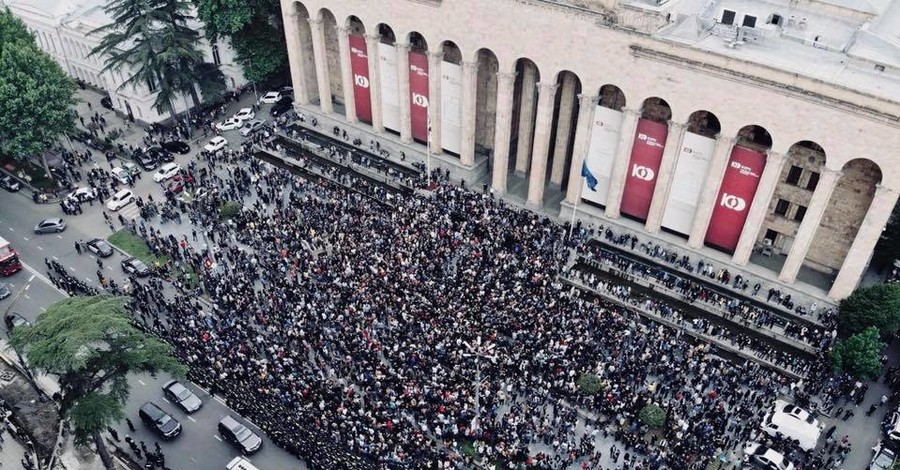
348,35,372,124
408,51,429,143
705,146,767,252
620,119,668,221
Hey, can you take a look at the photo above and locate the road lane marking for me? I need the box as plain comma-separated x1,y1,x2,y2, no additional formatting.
56,235,63,239
8,227,12,231
22,294,29,299
107,266,113,271
40,307,46,312
84,277,92,282
37,246,43,251
20,262,67,296
162,398,171,403
187,416,196,423
214,435,222,442
28,275,34,282
22,237,28,241
214,396,227,405
138,380,146,386
69,267,76,272
189,458,197,463
52,256,59,261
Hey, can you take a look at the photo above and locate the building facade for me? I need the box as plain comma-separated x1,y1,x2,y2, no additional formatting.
4,0,248,123
279,0,900,301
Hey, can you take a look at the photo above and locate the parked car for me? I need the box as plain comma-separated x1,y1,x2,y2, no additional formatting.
162,380,202,413
218,415,262,455
153,163,181,183
34,218,66,234
760,400,822,452
136,152,159,171
270,96,293,116
86,238,113,258
111,167,132,185
204,136,228,153
121,257,151,277
743,442,794,470
100,96,113,110
65,187,97,203
147,146,174,163
4,313,30,331
871,446,897,470
138,402,182,439
106,189,135,211
226,457,260,470
0,175,21,192
0,283,10,300
216,117,243,131
240,119,266,136
161,141,190,155
233,107,255,122
258,91,283,104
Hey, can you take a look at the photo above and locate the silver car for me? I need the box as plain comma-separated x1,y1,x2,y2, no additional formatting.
162,380,202,413
34,218,66,234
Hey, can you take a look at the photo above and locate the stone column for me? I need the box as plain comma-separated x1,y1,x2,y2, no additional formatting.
732,151,787,265
282,12,310,105
514,64,537,175
644,121,685,233
688,137,734,248
365,34,384,132
830,185,899,300
550,74,576,185
526,82,558,208
460,60,478,167
335,26,357,123
427,51,443,152
778,167,842,281
308,18,332,113
604,108,639,219
396,43,412,143
565,94,598,205
491,71,516,195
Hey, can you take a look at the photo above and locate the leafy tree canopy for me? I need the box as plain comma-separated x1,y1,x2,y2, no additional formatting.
639,403,667,429
196,0,286,82
831,326,885,380
838,283,900,336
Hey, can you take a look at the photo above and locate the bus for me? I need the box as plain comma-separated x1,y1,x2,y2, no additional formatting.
0,236,22,276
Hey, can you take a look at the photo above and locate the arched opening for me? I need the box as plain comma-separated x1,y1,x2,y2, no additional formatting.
347,16,365,36
377,24,396,45
318,9,343,107
407,31,428,53
510,58,541,179
291,2,318,104
598,84,626,110
640,96,672,123
659,110,722,238
373,24,399,135
433,41,463,155
578,84,627,210
406,32,430,144
618,97,673,222
475,48,499,159
344,17,369,124
736,124,773,152
441,41,462,64
548,70,582,191
803,158,881,283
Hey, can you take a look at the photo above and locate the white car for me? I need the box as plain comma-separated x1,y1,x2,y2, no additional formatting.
760,400,821,451
111,167,131,185
233,107,255,122
216,117,243,131
65,187,97,203
153,162,181,183
204,136,228,153
240,119,266,137
743,442,794,470
258,91,282,104
106,189,135,211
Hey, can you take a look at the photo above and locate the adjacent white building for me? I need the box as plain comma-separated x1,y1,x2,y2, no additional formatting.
3,0,248,123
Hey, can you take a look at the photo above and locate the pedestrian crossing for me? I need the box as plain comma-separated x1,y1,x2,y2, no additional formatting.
117,201,141,221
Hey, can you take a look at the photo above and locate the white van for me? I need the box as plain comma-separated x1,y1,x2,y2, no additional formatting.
760,400,822,451
106,189,135,211
226,457,260,470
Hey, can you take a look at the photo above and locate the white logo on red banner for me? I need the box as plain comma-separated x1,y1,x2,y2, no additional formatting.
720,193,747,211
410,65,427,77
412,92,428,108
730,160,760,178
350,47,366,59
631,164,655,181
638,132,665,149
354,74,369,88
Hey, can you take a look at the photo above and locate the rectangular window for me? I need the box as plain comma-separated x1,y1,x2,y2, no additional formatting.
721,10,736,25
774,199,790,216
786,166,803,185
147,78,156,93
764,229,778,242
742,15,757,27
212,43,221,66
806,172,820,191
793,205,807,222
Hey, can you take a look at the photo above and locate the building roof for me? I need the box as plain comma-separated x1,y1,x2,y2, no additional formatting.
651,0,900,104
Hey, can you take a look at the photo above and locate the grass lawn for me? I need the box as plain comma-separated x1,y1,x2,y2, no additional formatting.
108,229,170,267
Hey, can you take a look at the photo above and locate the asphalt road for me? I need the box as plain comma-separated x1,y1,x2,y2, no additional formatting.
0,118,305,469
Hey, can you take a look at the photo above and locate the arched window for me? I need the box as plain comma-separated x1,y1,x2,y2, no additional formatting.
211,43,221,66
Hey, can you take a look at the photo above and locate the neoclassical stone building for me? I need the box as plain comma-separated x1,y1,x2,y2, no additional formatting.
278,0,900,301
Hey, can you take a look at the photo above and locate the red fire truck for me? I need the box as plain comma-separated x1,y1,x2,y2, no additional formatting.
0,236,22,275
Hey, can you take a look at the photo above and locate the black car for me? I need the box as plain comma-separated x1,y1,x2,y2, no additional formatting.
218,415,262,455
121,257,151,277
147,146,174,163
138,402,181,439
270,96,293,117
162,380,202,413
100,96,113,110
135,151,158,171
86,238,114,258
4,312,30,331
0,175,21,192
161,141,190,155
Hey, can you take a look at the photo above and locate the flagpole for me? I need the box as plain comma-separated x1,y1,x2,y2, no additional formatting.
426,116,432,187
569,194,579,240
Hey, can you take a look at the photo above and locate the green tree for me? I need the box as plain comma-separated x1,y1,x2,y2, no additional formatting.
196,0,287,82
838,283,900,336
873,201,900,270
0,8,77,172
831,326,885,380
9,296,186,469
576,372,604,395
639,403,666,429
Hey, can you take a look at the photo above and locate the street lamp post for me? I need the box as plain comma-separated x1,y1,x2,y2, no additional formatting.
462,338,497,435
